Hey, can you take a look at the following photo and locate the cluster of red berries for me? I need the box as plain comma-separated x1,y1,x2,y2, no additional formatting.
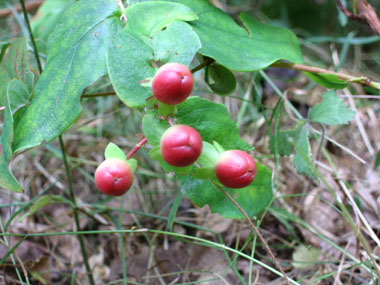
95,63,257,196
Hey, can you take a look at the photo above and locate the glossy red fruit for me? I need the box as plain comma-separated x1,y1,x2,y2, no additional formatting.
161,125,203,167
152,63,194,105
94,158,133,196
215,150,257,189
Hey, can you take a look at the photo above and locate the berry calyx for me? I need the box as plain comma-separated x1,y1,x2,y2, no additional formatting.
152,63,194,105
160,125,203,167
94,158,133,196
215,150,257,189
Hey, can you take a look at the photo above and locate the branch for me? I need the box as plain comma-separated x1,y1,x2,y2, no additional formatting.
270,62,380,89
0,1,43,19
126,137,148,160
81,91,116,98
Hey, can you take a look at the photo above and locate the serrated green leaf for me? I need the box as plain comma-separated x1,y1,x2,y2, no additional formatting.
104,143,126,161
292,245,321,270
167,0,303,71
125,1,198,37
308,90,355,125
180,163,273,219
270,120,305,157
153,21,201,66
12,0,123,152
0,38,34,91
304,72,348,89
205,64,236,95
149,146,193,175
176,97,252,151
142,114,170,146
292,123,316,180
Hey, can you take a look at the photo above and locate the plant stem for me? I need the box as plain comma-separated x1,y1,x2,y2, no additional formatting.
81,91,116,98
212,182,291,285
59,136,95,285
19,0,42,73
191,58,215,74
126,137,148,160
270,62,380,89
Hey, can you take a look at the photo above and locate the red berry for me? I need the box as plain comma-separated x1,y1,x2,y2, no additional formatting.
215,150,257,189
152,63,193,105
94,158,133,196
161,125,203,167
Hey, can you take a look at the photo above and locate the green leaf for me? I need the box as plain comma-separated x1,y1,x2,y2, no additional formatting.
152,21,201,66
157,102,176,117
31,0,75,44
292,245,321,270
304,72,348,89
0,80,30,192
12,0,123,152
205,63,236,95
0,42,10,64
0,38,34,91
308,90,355,125
0,68,10,106
28,195,67,215
375,151,380,170
142,114,170,146
168,0,303,71
104,143,126,161
180,163,273,219
107,29,155,108
125,1,198,37
126,158,138,172
292,122,316,180
149,146,193,175
176,97,252,151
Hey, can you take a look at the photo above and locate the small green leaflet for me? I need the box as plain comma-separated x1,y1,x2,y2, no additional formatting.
308,90,355,125
304,72,348,89
105,143,126,161
104,143,137,172
205,64,236,95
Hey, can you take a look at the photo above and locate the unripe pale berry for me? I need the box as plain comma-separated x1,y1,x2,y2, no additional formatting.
160,125,202,167
152,63,193,105
215,150,257,189
94,158,133,196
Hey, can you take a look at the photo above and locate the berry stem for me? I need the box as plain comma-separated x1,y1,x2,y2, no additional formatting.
126,137,148,160
117,0,128,22
190,58,215,74
167,116,174,126
213,182,291,285
0,106,5,111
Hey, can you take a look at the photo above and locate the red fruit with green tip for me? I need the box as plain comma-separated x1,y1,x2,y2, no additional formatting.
215,150,257,189
160,125,202,167
94,158,133,196
152,63,194,105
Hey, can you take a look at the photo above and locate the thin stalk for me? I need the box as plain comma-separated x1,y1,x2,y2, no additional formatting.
19,0,42,73
81,91,116,98
126,137,148,160
59,136,95,285
270,62,380,89
212,182,291,285
191,58,215,73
